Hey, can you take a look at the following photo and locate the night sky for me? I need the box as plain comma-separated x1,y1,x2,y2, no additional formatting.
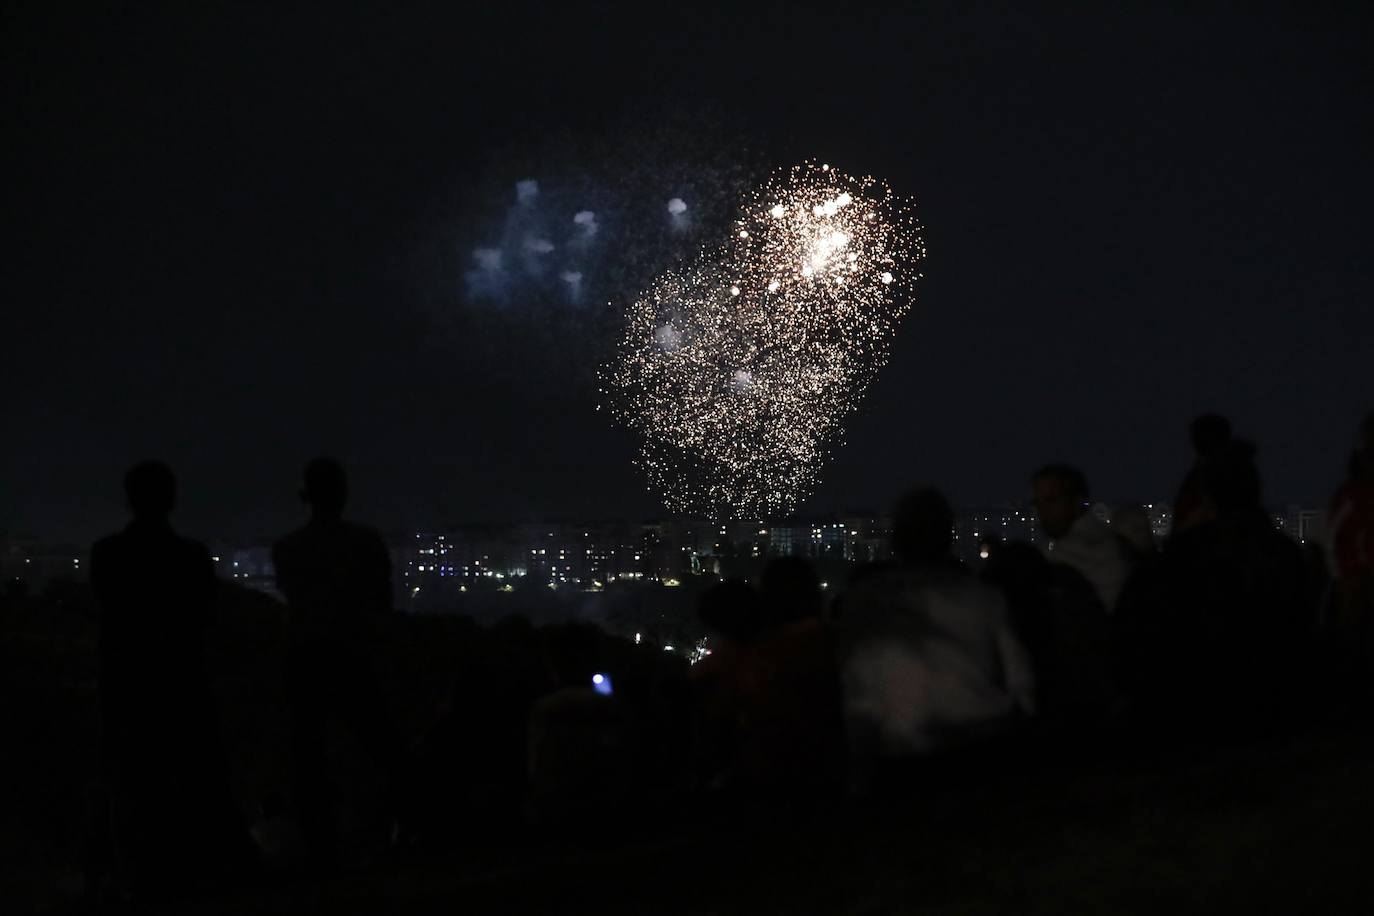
5,2,1371,543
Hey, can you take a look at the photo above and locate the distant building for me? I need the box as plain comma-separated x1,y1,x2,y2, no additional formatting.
841,514,890,563
953,504,1041,562
1273,505,1327,546
1297,508,1327,546
210,543,278,599
397,520,683,604
0,536,85,591
1143,504,1173,541
21,497,1323,613
765,522,807,557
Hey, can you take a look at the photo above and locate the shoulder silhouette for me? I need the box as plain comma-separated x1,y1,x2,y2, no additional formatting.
89,461,255,901
273,457,393,645
273,457,412,866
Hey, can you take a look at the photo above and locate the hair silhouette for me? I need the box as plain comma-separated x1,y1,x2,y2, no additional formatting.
91,462,256,900
891,487,955,564
301,456,348,518
124,460,176,521
1189,413,1233,456
761,556,825,626
273,457,413,864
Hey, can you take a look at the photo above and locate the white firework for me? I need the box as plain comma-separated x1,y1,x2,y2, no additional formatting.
602,162,925,518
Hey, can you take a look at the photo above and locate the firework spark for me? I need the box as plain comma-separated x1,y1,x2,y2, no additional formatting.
601,162,925,518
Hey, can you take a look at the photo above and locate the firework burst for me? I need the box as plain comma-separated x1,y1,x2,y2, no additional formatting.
601,162,925,518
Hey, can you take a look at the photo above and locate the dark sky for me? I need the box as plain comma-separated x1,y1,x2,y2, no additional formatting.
5,2,1371,542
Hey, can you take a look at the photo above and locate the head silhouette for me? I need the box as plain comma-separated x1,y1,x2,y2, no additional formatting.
698,579,763,644
760,556,824,625
1031,464,1089,540
124,460,176,522
1201,438,1262,518
1189,413,1232,457
301,457,348,519
891,487,954,565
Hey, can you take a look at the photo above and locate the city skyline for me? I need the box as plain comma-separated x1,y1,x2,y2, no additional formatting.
4,499,1332,602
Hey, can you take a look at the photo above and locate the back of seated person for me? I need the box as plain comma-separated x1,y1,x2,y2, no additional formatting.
984,541,1117,727
689,580,766,790
840,489,1036,773
730,558,845,792
1142,440,1312,735
526,685,634,825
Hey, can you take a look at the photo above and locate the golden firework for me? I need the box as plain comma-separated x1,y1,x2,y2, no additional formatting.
601,162,925,517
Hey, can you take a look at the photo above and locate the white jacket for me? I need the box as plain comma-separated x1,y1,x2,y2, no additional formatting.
1044,511,1133,613
841,566,1036,755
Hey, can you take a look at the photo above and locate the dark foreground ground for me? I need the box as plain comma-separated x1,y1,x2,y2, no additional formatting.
7,724,1371,915
5,587,1373,914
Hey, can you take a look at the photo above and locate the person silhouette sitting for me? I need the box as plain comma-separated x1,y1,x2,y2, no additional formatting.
840,488,1036,787
690,580,766,790
738,557,845,793
1031,464,1133,613
1150,439,1311,736
90,461,254,901
272,457,412,865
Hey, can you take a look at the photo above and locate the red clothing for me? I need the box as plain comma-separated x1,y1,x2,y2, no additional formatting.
690,622,844,791
735,620,844,788
1330,478,1374,580
1172,464,1209,535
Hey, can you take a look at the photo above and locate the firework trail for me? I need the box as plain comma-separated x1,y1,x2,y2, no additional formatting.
602,162,925,518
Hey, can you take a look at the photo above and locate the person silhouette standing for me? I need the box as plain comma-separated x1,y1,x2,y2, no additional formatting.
273,458,411,865
91,461,254,901
1172,413,1233,536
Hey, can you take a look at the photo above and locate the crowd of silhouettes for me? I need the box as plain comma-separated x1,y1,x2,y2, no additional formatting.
76,409,1374,904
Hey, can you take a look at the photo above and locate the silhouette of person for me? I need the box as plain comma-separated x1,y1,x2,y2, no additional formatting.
759,556,826,628
840,488,1035,773
740,557,845,793
1329,412,1374,653
1172,413,1232,536
1145,439,1311,736
527,623,634,825
690,580,766,789
90,461,255,901
273,457,412,865
1031,464,1133,613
